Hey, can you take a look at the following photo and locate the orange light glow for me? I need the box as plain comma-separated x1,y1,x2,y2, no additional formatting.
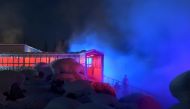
30,57,35,63
25,57,30,63
50,57,55,62
87,55,103,82
36,57,41,63
14,57,19,63
41,57,47,63
3,57,8,63
19,57,24,63
0,57,2,66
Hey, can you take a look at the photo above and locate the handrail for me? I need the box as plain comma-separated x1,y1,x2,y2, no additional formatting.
103,76,123,86
103,75,151,95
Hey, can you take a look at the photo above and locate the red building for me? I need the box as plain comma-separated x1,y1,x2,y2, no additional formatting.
0,44,104,82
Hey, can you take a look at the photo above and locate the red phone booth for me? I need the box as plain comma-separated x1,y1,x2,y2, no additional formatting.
85,50,104,82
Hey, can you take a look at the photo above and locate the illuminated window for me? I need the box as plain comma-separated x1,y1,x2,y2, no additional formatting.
30,57,35,63
3,57,8,63
50,57,55,62
19,57,24,63
46,57,50,63
7,57,13,63
87,58,92,64
14,57,19,63
0,57,2,66
87,58,92,67
80,55,85,66
25,57,30,63
41,57,47,63
36,57,41,63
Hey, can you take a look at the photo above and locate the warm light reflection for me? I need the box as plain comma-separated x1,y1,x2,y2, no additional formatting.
36,57,41,63
25,57,30,63
41,57,47,63
30,57,35,63
0,51,104,82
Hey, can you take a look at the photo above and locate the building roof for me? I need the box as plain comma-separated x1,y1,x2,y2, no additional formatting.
0,44,42,53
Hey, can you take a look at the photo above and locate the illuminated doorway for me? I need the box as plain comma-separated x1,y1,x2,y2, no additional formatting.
86,50,104,82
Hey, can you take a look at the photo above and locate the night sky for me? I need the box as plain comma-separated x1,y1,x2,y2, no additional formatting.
1,0,190,108
0,0,113,51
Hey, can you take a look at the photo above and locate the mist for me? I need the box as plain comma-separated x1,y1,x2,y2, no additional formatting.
70,0,190,108
0,0,190,108
0,0,23,44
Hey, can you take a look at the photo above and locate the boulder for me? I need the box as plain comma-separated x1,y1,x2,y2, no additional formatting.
44,97,81,109
90,93,118,108
169,71,190,109
50,80,65,95
77,103,114,109
170,103,190,109
170,71,190,103
91,82,116,96
5,92,57,109
119,93,161,109
0,71,25,104
34,62,54,82
3,83,26,101
51,58,86,82
64,80,94,95
5,83,58,109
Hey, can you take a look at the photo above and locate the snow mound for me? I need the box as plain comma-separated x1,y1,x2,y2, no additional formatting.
51,58,86,81
119,93,161,109
77,103,114,109
90,93,118,108
44,97,81,109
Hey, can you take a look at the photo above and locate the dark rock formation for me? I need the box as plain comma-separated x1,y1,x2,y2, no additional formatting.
91,82,116,96
3,83,26,101
44,97,81,109
51,58,86,81
170,71,190,109
50,80,65,95
119,93,161,109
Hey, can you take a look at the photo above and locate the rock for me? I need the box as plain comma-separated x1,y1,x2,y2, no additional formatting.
0,71,25,104
91,82,116,96
5,83,58,109
3,83,26,101
90,93,118,108
170,71,190,103
51,58,86,82
77,103,114,109
170,103,190,109
119,93,161,109
169,71,190,109
44,97,81,109
7,77,59,109
50,80,65,95
34,63,54,82
116,102,137,109
64,80,95,97
76,94,92,103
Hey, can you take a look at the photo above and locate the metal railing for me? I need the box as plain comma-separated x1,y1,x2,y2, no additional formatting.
103,75,150,96
103,76,122,86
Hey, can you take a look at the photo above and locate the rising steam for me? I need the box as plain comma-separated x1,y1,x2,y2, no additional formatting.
0,1,23,44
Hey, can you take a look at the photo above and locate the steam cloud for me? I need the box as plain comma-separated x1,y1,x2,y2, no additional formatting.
1,0,190,108
70,0,190,108
0,1,23,44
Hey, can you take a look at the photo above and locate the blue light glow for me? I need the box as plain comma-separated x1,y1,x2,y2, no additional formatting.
70,0,190,108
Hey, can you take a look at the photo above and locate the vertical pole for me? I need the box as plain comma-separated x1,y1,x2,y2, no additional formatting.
101,54,104,82
85,53,87,79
